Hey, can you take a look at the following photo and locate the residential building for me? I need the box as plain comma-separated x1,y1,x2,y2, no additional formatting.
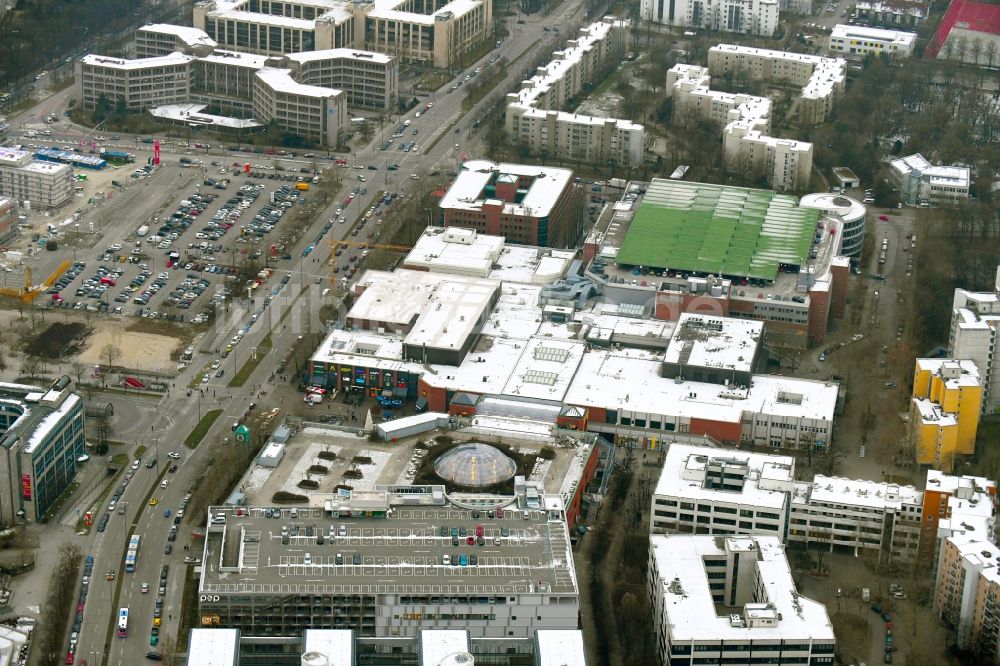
0,148,74,210
708,44,846,124
920,469,996,565
505,18,644,167
910,358,983,472
583,178,853,346
197,490,579,638
648,534,836,666
949,269,1000,413
437,160,576,247
889,153,970,207
75,53,196,111
135,23,218,57
640,0,780,36
186,627,588,665
650,444,797,538
927,0,1000,65
193,0,492,69
0,377,87,524
855,0,928,28
828,24,916,57
668,63,812,192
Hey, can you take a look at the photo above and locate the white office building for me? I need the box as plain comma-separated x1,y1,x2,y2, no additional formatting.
889,153,970,207
828,24,916,57
651,444,925,563
648,534,836,665
0,148,74,210
949,268,1000,413
505,18,644,167
76,52,196,111
136,23,219,57
252,68,347,147
640,0,780,36
650,444,796,538
193,0,492,69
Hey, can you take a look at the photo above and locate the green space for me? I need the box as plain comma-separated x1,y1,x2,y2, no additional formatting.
109,453,129,466
134,445,147,459
229,333,272,388
615,180,818,279
185,409,223,449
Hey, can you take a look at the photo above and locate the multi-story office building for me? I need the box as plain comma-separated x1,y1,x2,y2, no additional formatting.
652,443,936,564
252,68,346,147
78,25,397,145
828,24,916,57
0,377,86,524
889,153,970,207
437,160,575,247
708,44,846,124
949,270,1000,413
136,23,219,57
650,444,796,538
648,534,836,665
185,627,588,665
197,490,579,638
0,148,74,210
282,49,397,111
0,197,17,245
76,53,196,111
910,358,982,472
193,0,491,68
640,0,780,36
505,18,644,167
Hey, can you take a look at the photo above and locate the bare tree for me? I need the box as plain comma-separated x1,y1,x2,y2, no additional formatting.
101,343,121,370
71,361,87,386
20,355,40,380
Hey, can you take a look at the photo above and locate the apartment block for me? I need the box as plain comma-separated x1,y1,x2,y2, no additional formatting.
437,160,575,247
889,153,970,207
505,18,644,167
640,0,780,36
921,469,996,565
723,124,813,192
0,148,74,210
950,270,1000,413
197,491,578,638
910,358,983,472
828,24,916,57
708,44,846,124
648,534,836,665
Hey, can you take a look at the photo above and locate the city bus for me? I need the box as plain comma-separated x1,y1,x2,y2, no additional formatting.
117,608,129,638
124,535,140,573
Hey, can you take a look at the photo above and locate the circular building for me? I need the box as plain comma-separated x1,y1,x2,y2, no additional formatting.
434,443,516,488
799,193,866,257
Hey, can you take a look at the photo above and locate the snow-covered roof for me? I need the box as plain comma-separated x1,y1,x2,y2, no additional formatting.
663,314,762,374
24,393,80,454
419,630,470,664
535,630,587,665
80,52,196,70
255,68,341,97
284,48,394,65
149,103,265,129
890,153,970,188
796,475,922,509
140,23,218,49
440,160,574,219
302,629,354,663
198,49,271,69
830,24,917,46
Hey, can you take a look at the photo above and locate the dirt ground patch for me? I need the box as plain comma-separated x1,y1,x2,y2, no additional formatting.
76,320,180,372
23,321,89,359
831,612,870,656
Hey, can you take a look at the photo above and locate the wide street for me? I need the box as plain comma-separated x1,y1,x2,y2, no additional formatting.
1,0,598,662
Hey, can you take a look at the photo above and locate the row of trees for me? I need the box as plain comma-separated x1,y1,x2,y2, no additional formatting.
32,543,82,666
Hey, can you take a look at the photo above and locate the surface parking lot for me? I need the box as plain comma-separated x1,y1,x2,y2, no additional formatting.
41,171,314,320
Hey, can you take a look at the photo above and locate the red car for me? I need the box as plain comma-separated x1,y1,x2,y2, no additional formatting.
65,653,74,665
879,215,889,221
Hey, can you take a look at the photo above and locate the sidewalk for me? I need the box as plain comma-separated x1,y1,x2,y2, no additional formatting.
8,522,86,617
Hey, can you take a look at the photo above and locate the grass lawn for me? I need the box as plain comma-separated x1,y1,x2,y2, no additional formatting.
185,410,222,449
228,334,272,388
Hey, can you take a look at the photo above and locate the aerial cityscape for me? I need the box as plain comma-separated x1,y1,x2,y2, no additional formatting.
0,0,998,663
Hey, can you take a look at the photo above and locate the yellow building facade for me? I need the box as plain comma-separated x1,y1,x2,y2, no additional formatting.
911,359,983,472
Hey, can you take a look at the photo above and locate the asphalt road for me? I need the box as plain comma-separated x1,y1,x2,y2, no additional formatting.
21,1,600,662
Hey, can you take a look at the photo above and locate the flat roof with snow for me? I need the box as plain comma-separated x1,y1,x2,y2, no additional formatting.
650,535,835,643
796,475,922,509
440,160,574,219
140,23,219,49
284,48,394,65
830,24,917,45
535,630,588,665
653,444,795,509
186,628,240,666
80,52,196,70
255,68,341,97
664,314,762,374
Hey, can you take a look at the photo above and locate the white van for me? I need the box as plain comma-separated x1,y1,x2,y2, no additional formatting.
303,552,312,565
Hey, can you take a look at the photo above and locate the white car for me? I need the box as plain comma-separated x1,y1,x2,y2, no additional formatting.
160,479,169,488
131,460,140,470
167,451,181,460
